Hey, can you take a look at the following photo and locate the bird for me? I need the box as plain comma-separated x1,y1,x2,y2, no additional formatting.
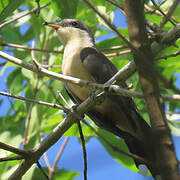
43,19,156,175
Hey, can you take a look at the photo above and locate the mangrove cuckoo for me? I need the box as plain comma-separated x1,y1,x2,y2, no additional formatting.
44,19,154,171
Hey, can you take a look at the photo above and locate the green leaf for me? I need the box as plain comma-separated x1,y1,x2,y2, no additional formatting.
0,161,9,179
97,128,138,172
42,112,64,134
96,36,125,49
65,122,96,137
1,165,19,180
91,0,116,12
21,68,34,80
24,105,41,142
51,0,79,19
22,165,36,180
1,24,22,43
96,6,114,27
32,167,80,180
6,68,24,94
168,122,180,136
0,0,24,22
167,114,180,136
0,131,22,158
53,168,80,180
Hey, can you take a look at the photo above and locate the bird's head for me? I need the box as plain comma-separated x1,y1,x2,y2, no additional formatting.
43,19,94,46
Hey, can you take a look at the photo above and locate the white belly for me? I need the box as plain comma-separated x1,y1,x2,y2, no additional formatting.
62,47,95,101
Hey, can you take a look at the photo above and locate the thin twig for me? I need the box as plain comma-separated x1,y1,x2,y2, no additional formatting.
31,41,41,69
0,42,62,54
77,122,87,180
160,0,179,28
37,161,50,180
0,156,24,162
49,136,69,180
40,133,52,172
0,141,29,157
155,50,180,60
0,52,180,102
82,120,149,165
105,49,131,57
83,0,137,52
105,0,124,11
0,91,66,110
144,4,163,16
57,91,70,108
0,62,7,67
35,0,41,15
100,45,128,52
43,152,51,171
0,3,51,29
151,0,176,26
0,41,62,54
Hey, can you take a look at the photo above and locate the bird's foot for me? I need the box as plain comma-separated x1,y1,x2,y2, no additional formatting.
71,104,85,119
89,91,106,105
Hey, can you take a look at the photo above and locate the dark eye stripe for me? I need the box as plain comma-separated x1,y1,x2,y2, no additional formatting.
59,19,90,33
71,22,78,27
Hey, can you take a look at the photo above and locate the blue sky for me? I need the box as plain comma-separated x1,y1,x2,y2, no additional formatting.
0,8,180,180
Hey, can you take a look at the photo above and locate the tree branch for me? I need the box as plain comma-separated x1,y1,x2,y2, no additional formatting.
160,0,180,28
0,41,62,54
8,81,102,179
151,0,176,26
0,156,24,162
0,53,180,102
100,45,128,52
144,4,163,16
123,0,179,179
0,3,51,30
83,0,137,51
77,122,87,180
155,50,180,60
0,91,67,111
37,161,49,180
0,142,29,157
105,49,131,57
105,0,124,11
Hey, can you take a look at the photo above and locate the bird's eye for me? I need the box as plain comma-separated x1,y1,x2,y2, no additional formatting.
71,22,78,27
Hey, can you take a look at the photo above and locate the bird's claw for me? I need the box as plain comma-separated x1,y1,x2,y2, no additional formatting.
89,91,106,105
71,105,85,119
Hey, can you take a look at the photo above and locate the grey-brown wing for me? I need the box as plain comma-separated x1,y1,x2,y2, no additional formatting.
80,47,118,84
80,47,150,136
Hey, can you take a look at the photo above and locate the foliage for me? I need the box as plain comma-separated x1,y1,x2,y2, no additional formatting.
0,0,180,179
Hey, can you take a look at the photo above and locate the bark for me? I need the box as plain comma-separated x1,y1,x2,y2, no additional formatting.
123,0,180,179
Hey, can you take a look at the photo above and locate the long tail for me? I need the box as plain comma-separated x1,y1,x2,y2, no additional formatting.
123,112,158,178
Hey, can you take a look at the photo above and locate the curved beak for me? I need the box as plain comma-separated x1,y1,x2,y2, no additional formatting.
43,22,62,30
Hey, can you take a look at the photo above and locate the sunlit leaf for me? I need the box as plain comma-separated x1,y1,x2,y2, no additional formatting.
51,0,79,19
32,167,80,180
168,122,180,136
6,68,24,94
